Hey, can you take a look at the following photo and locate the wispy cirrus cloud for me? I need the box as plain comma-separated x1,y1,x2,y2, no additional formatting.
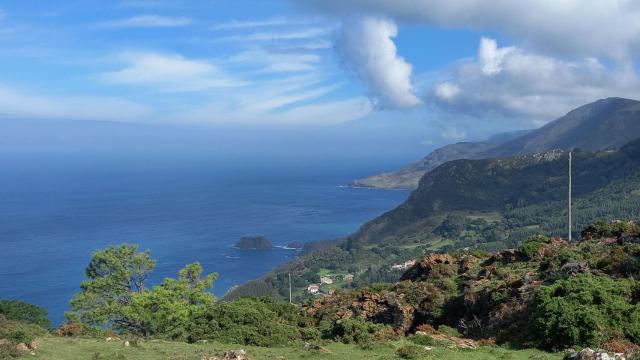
212,17,291,30
216,27,330,42
227,50,321,73
100,52,247,92
99,15,192,28
0,84,150,121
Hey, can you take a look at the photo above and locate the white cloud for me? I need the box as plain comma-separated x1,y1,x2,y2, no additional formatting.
478,38,515,75
0,85,150,121
430,38,640,123
228,50,321,73
100,15,192,28
434,82,460,102
299,0,640,62
212,18,291,30
216,27,330,42
335,16,421,109
101,53,246,92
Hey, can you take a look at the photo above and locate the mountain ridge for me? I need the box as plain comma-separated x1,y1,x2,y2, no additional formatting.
351,97,640,190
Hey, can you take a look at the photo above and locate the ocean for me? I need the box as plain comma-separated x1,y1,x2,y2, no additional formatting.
0,152,409,325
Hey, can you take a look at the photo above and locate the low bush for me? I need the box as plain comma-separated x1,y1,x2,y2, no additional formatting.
0,300,51,330
530,274,640,349
187,297,316,346
520,235,550,259
0,315,46,347
395,343,423,359
325,317,393,347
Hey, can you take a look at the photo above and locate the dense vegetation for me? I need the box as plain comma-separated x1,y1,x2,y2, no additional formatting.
305,220,640,354
227,139,640,301
3,221,640,358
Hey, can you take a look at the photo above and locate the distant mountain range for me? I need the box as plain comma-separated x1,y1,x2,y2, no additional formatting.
350,97,640,189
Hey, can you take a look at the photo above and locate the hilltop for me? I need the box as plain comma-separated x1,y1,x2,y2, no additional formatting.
351,97,640,189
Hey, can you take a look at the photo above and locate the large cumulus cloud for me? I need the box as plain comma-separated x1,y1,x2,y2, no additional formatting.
335,17,421,109
431,38,640,123
300,0,640,61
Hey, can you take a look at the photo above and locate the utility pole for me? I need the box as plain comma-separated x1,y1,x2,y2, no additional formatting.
288,273,292,304
568,151,572,242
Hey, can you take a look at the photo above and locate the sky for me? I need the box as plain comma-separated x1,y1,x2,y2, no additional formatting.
1,1,640,145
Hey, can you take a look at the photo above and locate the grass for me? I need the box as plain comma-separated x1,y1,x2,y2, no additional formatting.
30,337,563,360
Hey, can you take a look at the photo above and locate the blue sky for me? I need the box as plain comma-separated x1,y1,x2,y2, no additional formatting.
1,1,640,144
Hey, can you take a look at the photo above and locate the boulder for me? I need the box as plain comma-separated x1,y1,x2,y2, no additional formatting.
564,348,625,360
561,262,590,276
202,350,250,360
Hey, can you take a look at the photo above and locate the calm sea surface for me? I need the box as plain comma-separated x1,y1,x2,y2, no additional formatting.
0,153,408,325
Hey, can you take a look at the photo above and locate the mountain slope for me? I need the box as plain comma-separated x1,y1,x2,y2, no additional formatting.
483,97,640,157
348,141,495,189
349,140,640,247
352,97,640,189
227,138,640,301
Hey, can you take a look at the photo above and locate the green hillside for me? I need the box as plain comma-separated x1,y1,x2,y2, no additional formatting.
226,139,640,302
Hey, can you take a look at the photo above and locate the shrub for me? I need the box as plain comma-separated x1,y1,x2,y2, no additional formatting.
530,275,640,349
0,315,47,347
437,325,462,338
581,220,639,240
54,323,87,337
326,318,391,346
0,300,51,330
411,334,437,346
186,297,314,346
395,344,423,359
0,341,23,359
520,235,550,259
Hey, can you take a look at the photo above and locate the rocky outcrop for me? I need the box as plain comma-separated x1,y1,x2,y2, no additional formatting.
401,254,455,282
235,236,272,250
564,348,625,360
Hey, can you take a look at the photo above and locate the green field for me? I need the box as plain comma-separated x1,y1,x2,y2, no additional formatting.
30,337,562,360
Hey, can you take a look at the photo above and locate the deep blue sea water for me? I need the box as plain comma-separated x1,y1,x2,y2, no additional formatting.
0,153,409,325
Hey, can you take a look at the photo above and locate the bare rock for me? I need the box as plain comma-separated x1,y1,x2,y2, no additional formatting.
15,343,30,352
304,342,331,353
564,348,625,360
202,349,250,360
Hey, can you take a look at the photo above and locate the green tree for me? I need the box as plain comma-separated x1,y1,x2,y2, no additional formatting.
66,244,156,331
0,300,51,330
122,262,217,339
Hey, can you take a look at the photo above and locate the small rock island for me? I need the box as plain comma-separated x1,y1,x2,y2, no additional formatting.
286,241,303,249
235,236,273,250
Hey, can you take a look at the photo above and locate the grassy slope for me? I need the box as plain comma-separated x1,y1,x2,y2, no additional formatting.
33,337,561,360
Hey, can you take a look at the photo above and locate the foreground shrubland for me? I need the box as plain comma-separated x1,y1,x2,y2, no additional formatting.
2,220,640,358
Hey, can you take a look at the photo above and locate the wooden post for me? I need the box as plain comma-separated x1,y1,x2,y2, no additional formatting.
568,151,572,242
288,273,292,304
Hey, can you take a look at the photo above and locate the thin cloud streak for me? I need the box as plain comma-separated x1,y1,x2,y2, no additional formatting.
99,15,192,28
